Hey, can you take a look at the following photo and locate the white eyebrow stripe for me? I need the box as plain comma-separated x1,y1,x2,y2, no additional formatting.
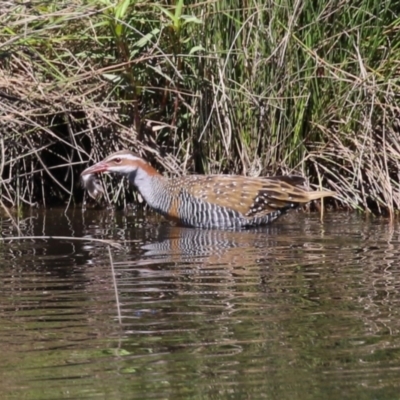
108,154,141,162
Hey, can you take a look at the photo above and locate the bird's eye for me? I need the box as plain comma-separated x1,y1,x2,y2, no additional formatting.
114,157,122,164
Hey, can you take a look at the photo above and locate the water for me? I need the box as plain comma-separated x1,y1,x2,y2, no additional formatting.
1,209,400,399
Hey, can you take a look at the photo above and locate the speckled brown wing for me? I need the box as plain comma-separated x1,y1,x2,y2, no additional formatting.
174,175,334,218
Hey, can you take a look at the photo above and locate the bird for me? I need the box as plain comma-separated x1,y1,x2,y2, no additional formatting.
81,150,336,229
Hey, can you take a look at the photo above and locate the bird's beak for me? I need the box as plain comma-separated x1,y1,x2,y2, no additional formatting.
81,161,109,176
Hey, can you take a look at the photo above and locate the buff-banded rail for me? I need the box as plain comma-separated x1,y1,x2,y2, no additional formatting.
81,150,335,229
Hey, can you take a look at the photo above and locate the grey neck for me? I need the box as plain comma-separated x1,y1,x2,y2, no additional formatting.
127,168,171,214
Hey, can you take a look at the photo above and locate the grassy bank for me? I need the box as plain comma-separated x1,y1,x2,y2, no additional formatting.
1,0,400,213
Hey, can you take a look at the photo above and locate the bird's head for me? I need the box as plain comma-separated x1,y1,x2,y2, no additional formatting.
81,150,161,199
81,150,146,177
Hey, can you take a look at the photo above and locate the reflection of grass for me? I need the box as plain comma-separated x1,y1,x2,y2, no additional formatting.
1,1,400,215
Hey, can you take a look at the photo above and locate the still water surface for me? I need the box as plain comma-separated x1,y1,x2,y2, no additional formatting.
1,209,400,399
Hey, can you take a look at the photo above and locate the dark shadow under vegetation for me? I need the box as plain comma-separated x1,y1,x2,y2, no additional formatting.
1,0,400,216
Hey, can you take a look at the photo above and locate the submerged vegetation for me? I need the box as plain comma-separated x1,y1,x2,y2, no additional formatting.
1,0,400,214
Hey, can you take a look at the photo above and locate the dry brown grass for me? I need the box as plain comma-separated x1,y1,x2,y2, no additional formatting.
1,0,400,215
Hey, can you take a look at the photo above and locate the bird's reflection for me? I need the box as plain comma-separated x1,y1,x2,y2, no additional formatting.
139,223,291,268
